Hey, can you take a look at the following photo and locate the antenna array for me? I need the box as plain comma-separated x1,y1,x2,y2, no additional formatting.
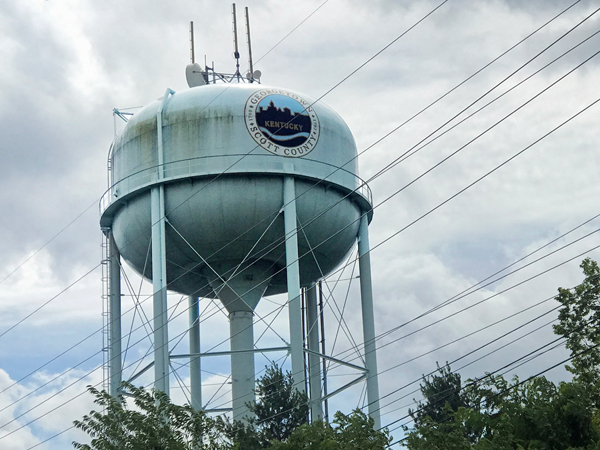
186,4,261,88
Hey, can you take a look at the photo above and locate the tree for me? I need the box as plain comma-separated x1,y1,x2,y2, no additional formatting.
553,258,600,386
404,364,502,449
74,370,388,449
250,363,309,442
269,409,391,450
403,260,600,449
72,383,224,450
404,373,600,450
409,362,472,429
218,363,309,448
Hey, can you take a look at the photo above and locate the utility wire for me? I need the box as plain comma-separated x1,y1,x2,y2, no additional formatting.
0,0,584,348
177,45,600,374
0,264,101,340
0,0,582,380
331,225,600,363
215,279,591,427
7,88,598,435
338,242,600,368
0,199,98,287
7,87,598,429
254,0,332,65
382,312,599,436
377,316,559,418
197,27,600,332
385,340,597,447
4,4,596,440
5,246,596,444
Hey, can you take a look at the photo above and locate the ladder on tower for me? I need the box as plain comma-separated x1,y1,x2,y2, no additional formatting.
100,231,111,393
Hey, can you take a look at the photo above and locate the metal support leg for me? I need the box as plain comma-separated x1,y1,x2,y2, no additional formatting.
306,283,322,421
358,214,381,429
318,281,329,422
151,185,169,395
151,88,173,395
283,176,306,395
230,311,255,422
189,296,202,411
108,231,122,399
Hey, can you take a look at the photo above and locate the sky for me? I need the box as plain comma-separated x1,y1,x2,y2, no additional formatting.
1,0,600,448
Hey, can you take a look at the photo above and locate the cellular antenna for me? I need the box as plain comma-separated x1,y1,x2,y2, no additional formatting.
232,3,241,80
185,20,206,87
189,21,195,64
245,7,254,82
184,7,259,85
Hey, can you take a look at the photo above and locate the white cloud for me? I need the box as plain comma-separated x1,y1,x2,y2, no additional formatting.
1,0,599,446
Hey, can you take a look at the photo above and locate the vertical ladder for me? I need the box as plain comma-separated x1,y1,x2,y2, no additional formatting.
100,230,111,393
102,134,115,394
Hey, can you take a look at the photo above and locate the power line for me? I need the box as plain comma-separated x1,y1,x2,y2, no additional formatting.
383,324,598,438
377,316,559,418
210,29,600,322
0,0,580,365
0,0,585,350
331,225,600,363
212,278,588,428
3,5,596,442
0,264,101,340
5,241,597,446
254,0,332,65
339,242,600,368
9,88,599,434
7,85,598,442
0,200,98,287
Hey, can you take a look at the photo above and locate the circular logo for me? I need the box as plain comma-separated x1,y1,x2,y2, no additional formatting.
245,89,320,157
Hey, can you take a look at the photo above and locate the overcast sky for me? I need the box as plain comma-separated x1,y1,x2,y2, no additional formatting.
1,0,600,448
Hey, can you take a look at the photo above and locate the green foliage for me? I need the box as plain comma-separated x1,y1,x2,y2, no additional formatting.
403,369,600,449
72,383,224,450
214,418,262,450
269,409,391,450
409,363,472,429
553,258,600,386
403,260,600,449
248,363,309,446
74,259,600,450
73,369,388,449
217,363,309,448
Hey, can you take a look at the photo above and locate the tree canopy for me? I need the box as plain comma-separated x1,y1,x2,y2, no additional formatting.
73,365,389,449
553,258,600,386
249,363,309,443
403,258,600,450
72,383,225,450
270,410,391,450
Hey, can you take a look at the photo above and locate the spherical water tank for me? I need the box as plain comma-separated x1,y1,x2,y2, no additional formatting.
100,84,372,302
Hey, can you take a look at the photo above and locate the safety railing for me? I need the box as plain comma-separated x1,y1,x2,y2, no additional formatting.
100,154,373,216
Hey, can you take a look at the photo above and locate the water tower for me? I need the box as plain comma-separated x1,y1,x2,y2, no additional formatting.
100,6,381,427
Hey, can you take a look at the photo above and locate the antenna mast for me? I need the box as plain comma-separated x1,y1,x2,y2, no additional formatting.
189,21,195,64
232,3,241,80
185,21,206,87
245,7,254,82
186,5,259,85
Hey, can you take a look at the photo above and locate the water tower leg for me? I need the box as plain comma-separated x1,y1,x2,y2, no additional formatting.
189,295,202,411
230,310,255,422
357,214,381,430
283,176,307,395
306,283,322,421
108,231,122,399
151,185,170,395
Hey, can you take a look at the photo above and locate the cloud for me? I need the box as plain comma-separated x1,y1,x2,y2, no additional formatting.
1,0,599,445
0,367,101,449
